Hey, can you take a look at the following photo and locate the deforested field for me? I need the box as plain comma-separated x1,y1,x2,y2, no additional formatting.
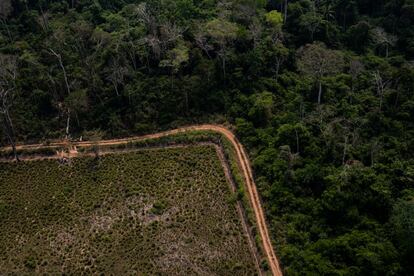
0,145,256,275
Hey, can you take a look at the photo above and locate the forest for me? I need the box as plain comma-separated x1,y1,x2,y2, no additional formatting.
0,0,413,275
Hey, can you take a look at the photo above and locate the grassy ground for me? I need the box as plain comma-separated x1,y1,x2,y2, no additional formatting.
0,145,257,275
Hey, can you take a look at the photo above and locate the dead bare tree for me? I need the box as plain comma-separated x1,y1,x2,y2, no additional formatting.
348,59,364,103
37,5,50,33
49,49,70,95
49,49,72,139
372,70,392,112
133,3,185,66
106,57,129,96
372,27,397,58
0,55,19,161
349,59,364,90
160,22,184,46
249,19,262,49
134,2,156,32
195,32,213,58
279,145,299,183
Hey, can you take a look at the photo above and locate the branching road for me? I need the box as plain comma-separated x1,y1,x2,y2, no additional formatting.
1,124,283,276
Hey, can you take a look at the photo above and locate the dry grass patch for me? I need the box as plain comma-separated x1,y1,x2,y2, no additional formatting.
0,145,257,275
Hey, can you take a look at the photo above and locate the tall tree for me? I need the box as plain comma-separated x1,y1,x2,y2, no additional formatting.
105,56,129,96
372,27,398,58
160,40,189,110
391,199,414,258
298,3,325,42
49,48,72,139
205,18,238,78
264,10,287,80
0,55,19,160
372,70,392,112
297,42,344,105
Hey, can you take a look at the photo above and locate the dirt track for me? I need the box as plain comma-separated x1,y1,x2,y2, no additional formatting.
0,124,283,276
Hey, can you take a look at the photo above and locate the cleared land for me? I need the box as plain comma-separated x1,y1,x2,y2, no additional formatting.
0,124,282,276
0,145,257,275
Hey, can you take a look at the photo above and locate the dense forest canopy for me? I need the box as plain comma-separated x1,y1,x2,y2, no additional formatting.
1,0,414,274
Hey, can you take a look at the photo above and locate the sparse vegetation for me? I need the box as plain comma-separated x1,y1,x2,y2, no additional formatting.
0,145,257,275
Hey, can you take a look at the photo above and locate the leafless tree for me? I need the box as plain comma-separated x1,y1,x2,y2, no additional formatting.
49,49,70,95
134,2,182,61
279,145,299,182
372,27,397,58
372,70,392,112
309,113,362,165
249,19,262,49
195,32,213,58
139,21,184,61
37,5,50,33
0,55,19,160
348,59,364,102
106,57,129,96
349,59,364,89
337,119,361,165
134,2,156,33
49,49,72,139
160,23,183,43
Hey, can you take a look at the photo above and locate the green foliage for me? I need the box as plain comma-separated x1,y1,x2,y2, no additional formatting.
1,0,414,274
391,199,414,256
345,21,372,53
248,91,275,125
265,10,283,27
205,18,239,42
297,42,344,80
160,40,189,73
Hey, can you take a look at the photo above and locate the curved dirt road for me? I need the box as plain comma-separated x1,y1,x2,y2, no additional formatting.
1,124,283,276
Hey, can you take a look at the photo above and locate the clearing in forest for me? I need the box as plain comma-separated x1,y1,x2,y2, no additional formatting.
0,145,257,275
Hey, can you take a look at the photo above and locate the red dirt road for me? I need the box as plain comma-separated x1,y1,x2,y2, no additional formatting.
1,124,283,276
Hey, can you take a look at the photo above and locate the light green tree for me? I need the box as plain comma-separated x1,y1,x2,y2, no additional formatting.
205,18,238,77
265,10,283,27
160,40,189,87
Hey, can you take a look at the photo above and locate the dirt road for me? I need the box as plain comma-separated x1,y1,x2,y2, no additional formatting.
1,124,283,276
